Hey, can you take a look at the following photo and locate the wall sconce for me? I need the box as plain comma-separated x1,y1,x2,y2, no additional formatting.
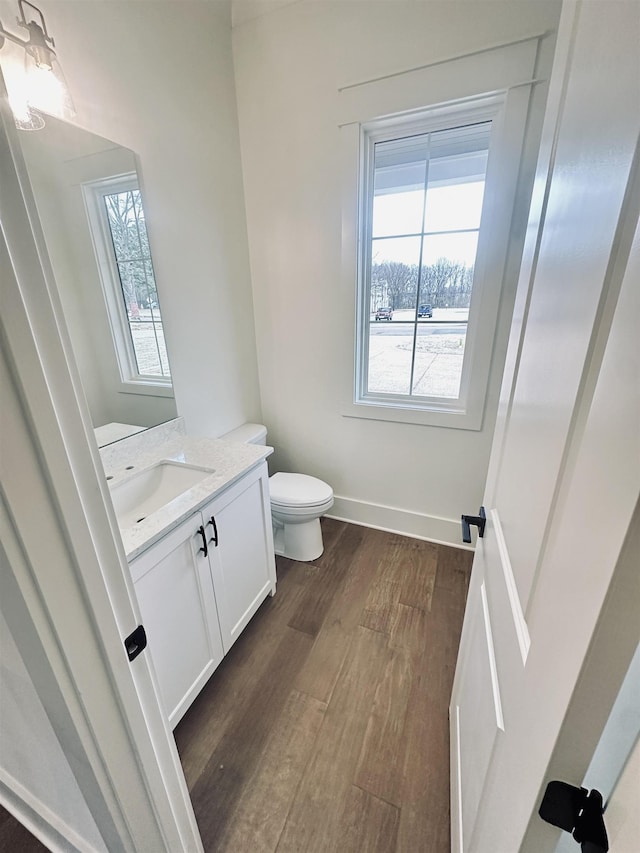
0,0,75,130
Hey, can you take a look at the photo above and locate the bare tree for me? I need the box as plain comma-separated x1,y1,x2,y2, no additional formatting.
104,190,158,313
371,261,417,310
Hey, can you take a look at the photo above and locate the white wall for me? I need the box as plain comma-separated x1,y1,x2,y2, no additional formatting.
233,0,562,544
0,0,262,439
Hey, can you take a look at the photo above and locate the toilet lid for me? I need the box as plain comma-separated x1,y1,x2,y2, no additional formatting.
269,472,333,507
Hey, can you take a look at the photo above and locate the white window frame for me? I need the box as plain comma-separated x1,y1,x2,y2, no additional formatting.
356,100,499,425
337,36,548,431
82,174,173,396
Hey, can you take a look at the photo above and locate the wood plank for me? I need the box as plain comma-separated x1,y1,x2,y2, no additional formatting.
294,527,391,703
396,691,451,853
395,589,466,851
189,627,314,850
218,689,326,853
354,643,413,806
277,627,392,852
174,564,312,789
396,538,439,611
337,785,400,853
0,807,48,853
275,554,319,585
388,601,429,657
360,579,400,634
362,536,438,627
287,521,365,637
434,544,473,600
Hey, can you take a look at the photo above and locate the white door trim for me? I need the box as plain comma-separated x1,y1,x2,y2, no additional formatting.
0,85,202,851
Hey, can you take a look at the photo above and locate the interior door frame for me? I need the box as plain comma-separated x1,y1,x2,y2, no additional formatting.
0,86,203,851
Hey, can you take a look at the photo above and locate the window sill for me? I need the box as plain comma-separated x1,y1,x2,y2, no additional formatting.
342,398,483,431
118,380,174,399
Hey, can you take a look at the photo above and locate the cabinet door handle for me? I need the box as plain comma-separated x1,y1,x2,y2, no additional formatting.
207,515,218,547
197,525,208,557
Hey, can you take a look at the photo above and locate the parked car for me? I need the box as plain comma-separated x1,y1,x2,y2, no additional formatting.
418,303,433,318
375,307,393,321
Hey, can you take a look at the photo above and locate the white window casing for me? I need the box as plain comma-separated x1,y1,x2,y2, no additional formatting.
82,174,173,396
340,36,545,430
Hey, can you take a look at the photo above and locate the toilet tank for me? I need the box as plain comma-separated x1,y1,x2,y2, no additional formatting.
220,423,267,445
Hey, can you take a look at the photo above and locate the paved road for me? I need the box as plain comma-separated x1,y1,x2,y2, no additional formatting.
370,321,467,336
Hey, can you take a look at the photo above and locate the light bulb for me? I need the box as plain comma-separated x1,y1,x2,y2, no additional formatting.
23,48,75,118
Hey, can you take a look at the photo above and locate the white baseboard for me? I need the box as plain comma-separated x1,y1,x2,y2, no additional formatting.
0,769,99,853
326,495,474,550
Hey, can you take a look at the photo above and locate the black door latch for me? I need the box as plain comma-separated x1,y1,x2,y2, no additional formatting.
124,625,147,662
461,506,486,543
539,780,609,852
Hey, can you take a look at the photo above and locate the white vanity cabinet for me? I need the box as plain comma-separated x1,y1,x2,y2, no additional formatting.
130,461,276,728
201,461,276,653
130,515,224,728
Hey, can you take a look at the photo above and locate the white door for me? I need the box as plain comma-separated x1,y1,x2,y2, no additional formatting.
450,2,640,851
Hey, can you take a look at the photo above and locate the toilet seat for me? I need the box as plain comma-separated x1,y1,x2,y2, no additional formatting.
269,472,333,508
271,497,334,519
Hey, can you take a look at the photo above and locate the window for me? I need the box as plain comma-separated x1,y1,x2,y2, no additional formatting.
357,110,494,419
84,175,171,390
339,40,540,430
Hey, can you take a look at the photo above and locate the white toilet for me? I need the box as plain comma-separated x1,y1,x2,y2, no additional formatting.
220,423,334,562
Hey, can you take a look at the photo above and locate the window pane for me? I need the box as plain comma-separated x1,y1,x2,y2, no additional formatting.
411,326,467,398
424,180,486,232
419,234,477,316
362,119,490,406
367,235,420,395
105,191,140,263
373,190,425,238
102,185,169,380
421,231,479,267
373,136,428,237
130,320,163,376
371,235,422,266
413,231,478,396
370,236,420,314
367,326,413,395
132,190,148,245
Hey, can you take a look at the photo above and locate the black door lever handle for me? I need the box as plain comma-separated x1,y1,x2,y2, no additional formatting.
461,507,486,543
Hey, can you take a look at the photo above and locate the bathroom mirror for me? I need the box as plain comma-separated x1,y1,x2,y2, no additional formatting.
16,115,178,447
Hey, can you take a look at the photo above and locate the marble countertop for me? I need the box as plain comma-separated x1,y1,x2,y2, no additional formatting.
103,435,272,561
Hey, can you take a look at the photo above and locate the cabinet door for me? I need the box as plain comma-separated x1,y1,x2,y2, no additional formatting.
130,516,224,728
203,462,276,653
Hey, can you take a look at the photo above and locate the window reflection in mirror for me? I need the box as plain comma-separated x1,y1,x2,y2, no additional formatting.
17,116,177,446
84,175,170,383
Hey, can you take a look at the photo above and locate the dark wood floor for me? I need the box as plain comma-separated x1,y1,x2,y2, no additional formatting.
1,519,471,852
174,518,471,852
0,805,48,852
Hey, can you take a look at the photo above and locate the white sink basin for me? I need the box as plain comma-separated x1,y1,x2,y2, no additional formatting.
109,461,214,527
